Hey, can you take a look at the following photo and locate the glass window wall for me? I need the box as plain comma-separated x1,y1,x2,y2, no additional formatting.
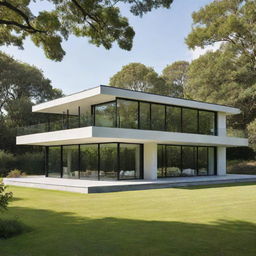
139,102,151,130
166,106,181,132
151,104,165,131
62,145,79,179
48,146,61,178
182,108,198,134
199,110,215,135
95,102,116,127
117,99,138,129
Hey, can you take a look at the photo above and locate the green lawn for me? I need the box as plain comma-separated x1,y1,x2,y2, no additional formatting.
1,183,256,256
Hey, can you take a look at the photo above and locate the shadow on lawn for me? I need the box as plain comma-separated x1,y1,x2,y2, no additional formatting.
0,206,256,256
177,182,256,190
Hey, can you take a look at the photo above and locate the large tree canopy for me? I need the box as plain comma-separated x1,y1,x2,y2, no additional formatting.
0,0,173,61
162,61,189,98
0,51,63,152
109,62,166,94
186,0,256,70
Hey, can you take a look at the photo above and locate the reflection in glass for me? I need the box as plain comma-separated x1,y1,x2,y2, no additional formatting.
182,146,197,176
182,108,198,133
208,147,215,175
157,145,165,177
117,99,138,129
62,145,79,178
198,147,208,176
139,102,150,130
119,144,141,179
95,102,116,127
80,144,99,179
199,110,215,135
151,104,165,131
99,144,118,180
166,106,181,132
166,146,182,177
48,146,61,177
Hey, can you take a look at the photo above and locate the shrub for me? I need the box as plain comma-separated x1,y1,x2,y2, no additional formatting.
0,219,28,239
0,151,16,177
0,183,13,211
227,161,256,175
6,169,26,178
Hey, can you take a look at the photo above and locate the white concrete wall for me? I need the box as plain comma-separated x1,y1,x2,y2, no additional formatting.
217,147,226,176
218,113,226,136
144,143,157,180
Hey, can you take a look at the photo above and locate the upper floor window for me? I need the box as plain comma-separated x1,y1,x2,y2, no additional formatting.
95,101,116,127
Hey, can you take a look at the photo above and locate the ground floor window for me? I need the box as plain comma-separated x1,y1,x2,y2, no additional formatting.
46,143,143,180
157,145,216,178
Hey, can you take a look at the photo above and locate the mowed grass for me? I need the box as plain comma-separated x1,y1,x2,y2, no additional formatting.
1,183,256,256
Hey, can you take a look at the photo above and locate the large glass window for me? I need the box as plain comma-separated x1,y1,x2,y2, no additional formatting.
48,146,61,177
151,104,165,131
80,144,99,180
166,106,181,132
99,143,118,180
62,145,79,179
139,102,150,130
157,145,165,177
117,99,138,129
119,144,142,179
198,147,208,176
182,108,198,133
95,102,116,127
166,146,182,177
182,146,197,176
199,110,215,135
208,147,215,175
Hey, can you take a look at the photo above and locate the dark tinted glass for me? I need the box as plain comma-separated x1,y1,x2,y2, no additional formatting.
182,108,198,133
198,147,208,176
99,144,118,180
80,144,99,180
166,146,182,177
151,104,165,131
199,110,215,135
48,146,61,177
182,146,197,176
117,99,138,129
119,144,141,179
139,102,150,130
166,106,181,132
157,145,165,177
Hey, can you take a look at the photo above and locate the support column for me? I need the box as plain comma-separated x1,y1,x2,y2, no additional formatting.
218,112,226,136
144,143,157,180
217,147,226,176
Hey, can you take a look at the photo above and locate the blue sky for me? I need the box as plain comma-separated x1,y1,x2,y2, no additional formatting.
1,0,213,94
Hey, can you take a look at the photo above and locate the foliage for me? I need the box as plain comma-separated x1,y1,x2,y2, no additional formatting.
0,150,45,177
109,62,166,94
247,119,256,151
186,0,256,70
0,182,12,212
0,0,173,61
6,169,26,178
227,160,256,175
162,61,189,98
0,219,28,239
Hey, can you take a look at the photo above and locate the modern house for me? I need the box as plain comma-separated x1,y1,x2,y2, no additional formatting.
16,85,248,181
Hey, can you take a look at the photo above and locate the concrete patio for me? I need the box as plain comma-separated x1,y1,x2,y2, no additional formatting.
3,174,256,194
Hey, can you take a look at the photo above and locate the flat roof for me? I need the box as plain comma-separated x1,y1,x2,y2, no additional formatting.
32,85,240,115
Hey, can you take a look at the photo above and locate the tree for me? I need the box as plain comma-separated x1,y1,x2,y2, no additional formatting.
186,0,256,70
162,61,189,98
247,119,256,151
0,51,63,153
109,63,166,94
0,0,173,61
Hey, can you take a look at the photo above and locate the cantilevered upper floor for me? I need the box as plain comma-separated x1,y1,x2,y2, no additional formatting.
16,85,248,147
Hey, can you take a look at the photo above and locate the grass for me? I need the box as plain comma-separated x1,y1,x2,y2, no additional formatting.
0,183,256,256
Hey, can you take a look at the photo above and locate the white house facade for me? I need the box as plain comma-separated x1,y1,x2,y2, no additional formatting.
16,85,248,181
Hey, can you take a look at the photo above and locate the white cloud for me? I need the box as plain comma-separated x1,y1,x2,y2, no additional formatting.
189,42,222,60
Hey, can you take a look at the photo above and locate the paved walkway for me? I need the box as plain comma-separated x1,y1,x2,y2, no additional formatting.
3,174,256,194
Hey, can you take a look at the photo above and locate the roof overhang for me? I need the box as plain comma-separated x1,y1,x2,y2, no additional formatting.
32,85,241,115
